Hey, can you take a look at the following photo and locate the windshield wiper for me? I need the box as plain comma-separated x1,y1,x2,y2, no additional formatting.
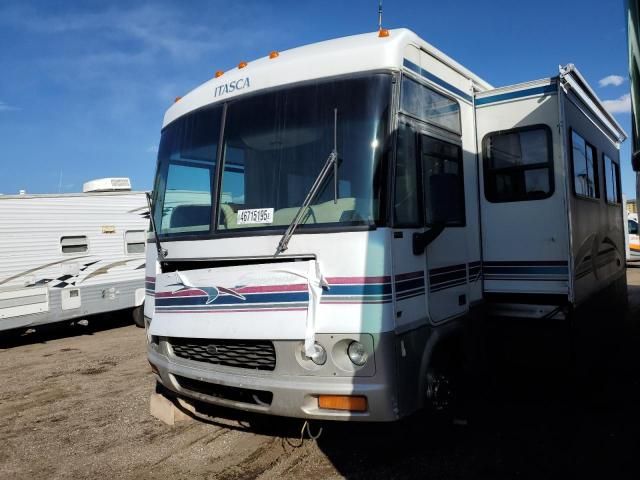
146,191,167,262
275,108,339,256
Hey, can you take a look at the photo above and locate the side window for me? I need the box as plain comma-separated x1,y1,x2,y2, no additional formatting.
603,154,621,204
154,105,221,236
61,236,88,254
629,219,639,235
483,125,553,202
571,130,599,199
125,230,146,254
421,135,465,226
400,76,461,133
161,164,213,233
393,124,420,226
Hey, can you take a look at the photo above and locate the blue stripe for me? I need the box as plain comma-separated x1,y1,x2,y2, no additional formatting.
475,83,557,106
483,266,568,275
395,278,426,293
156,292,310,306
403,59,473,103
327,284,392,296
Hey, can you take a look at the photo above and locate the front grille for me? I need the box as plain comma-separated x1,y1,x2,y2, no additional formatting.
169,338,276,371
174,375,273,406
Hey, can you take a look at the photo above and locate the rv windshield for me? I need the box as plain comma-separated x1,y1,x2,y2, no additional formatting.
152,74,391,238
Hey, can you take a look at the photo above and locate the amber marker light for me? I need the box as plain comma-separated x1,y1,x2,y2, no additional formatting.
378,28,390,38
174,96,182,103
269,51,279,59
215,70,224,78
318,395,367,412
238,61,248,69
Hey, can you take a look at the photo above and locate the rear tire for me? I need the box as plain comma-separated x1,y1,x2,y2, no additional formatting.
132,305,145,328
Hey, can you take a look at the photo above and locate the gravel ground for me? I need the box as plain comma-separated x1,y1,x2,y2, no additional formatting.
2,270,640,479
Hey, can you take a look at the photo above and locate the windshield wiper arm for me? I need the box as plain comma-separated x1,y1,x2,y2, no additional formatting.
145,191,167,262
275,109,338,256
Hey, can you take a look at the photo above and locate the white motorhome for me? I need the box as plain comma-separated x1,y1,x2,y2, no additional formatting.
0,178,149,332
145,29,626,421
627,212,640,261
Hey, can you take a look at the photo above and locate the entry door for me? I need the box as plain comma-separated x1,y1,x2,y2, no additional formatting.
391,120,469,329
417,128,469,324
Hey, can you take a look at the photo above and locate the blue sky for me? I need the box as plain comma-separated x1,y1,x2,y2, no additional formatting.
0,0,633,196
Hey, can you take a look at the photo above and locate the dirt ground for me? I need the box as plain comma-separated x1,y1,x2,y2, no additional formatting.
2,270,640,479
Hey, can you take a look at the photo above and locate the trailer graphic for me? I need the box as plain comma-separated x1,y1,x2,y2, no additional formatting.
145,29,627,421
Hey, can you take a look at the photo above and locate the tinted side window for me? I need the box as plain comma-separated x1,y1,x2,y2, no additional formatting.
421,135,465,226
400,77,461,133
604,154,621,204
629,219,639,235
483,126,553,202
571,130,599,199
394,124,420,226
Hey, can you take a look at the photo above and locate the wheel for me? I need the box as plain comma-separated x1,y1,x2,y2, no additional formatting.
132,304,145,328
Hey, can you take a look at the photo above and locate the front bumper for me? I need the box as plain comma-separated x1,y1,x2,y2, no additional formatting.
148,332,399,422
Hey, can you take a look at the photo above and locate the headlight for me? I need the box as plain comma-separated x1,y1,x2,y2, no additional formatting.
307,343,327,365
347,341,368,366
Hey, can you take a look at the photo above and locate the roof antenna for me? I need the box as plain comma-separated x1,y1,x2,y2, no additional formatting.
377,1,389,37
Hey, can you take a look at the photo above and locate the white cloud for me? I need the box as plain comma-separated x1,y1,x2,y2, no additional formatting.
145,145,158,154
599,74,625,87
602,93,631,114
0,101,19,112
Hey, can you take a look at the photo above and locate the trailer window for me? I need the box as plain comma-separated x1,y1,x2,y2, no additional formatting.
571,131,599,199
603,154,621,204
394,123,420,226
421,135,465,226
61,236,88,254
483,125,553,203
125,230,146,254
400,76,461,134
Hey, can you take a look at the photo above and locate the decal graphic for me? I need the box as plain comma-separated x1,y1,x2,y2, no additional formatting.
167,273,246,305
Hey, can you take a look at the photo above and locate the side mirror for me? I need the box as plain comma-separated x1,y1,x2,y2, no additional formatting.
632,150,640,172
412,223,445,255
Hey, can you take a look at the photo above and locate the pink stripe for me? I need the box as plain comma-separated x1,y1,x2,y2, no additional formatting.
321,300,390,304
394,271,424,281
145,276,155,281
326,276,391,285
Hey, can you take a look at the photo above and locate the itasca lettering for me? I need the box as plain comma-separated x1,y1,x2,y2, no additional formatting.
214,78,251,97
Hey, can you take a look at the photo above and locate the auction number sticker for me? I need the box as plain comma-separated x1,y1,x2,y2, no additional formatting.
236,208,274,225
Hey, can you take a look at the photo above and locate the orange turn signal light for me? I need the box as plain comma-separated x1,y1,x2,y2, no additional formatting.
238,61,248,69
378,28,390,38
174,96,182,103
318,395,367,412
269,51,279,59
215,70,224,78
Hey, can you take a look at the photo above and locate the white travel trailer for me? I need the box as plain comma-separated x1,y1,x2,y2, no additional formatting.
145,29,626,421
0,178,149,332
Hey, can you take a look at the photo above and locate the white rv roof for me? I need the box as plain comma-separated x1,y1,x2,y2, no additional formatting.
163,28,493,127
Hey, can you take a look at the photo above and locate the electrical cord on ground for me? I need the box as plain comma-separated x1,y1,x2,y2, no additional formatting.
284,420,323,447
